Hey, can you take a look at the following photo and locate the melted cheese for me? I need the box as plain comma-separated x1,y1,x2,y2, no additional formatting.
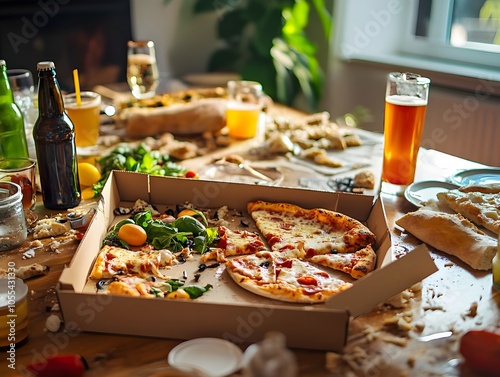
251,210,346,254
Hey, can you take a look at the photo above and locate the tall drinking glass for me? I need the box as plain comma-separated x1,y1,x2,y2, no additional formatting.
381,72,430,196
7,69,34,121
127,40,159,99
7,69,36,158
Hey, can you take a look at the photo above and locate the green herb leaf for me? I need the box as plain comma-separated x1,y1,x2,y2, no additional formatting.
166,279,185,291
183,284,213,299
173,216,206,235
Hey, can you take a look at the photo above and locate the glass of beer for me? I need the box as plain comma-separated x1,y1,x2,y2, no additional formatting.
226,80,263,139
381,72,430,195
64,91,101,154
127,40,159,99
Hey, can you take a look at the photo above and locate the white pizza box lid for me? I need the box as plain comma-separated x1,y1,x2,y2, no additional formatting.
57,171,437,352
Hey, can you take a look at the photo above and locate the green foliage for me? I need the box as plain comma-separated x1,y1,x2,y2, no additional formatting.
193,0,333,110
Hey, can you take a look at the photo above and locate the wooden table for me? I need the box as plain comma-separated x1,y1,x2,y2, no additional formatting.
1,125,499,377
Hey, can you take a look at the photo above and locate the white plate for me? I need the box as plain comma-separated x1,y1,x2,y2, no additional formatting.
404,180,459,207
182,73,240,87
448,168,500,186
168,338,243,377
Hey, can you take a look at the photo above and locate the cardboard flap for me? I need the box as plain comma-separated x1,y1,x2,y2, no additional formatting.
325,245,438,316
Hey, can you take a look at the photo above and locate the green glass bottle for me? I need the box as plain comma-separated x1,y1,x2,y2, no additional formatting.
0,60,29,158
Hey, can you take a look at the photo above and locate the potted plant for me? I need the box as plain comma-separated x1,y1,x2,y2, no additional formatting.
192,0,333,111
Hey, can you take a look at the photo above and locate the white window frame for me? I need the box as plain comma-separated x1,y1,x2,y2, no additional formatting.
336,0,500,89
400,0,500,69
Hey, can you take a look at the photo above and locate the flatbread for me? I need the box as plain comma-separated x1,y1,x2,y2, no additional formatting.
396,209,496,270
437,190,500,235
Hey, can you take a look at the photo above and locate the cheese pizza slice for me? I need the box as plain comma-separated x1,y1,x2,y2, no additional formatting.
89,245,177,280
247,201,376,257
201,225,267,262
306,244,376,279
226,251,352,304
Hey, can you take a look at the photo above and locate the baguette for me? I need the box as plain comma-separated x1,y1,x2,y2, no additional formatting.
120,98,227,137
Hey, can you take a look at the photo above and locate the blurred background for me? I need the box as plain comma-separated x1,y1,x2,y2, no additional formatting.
0,0,498,166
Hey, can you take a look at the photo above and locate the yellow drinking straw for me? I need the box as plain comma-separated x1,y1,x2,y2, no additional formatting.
72,69,82,106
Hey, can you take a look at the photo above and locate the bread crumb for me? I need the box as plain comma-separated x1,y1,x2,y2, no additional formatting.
463,302,478,318
325,352,343,370
45,314,62,332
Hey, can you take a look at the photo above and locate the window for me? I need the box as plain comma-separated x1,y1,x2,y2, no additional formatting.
402,0,500,69
337,0,500,87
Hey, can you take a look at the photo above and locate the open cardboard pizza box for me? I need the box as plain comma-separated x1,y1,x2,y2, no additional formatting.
57,171,437,352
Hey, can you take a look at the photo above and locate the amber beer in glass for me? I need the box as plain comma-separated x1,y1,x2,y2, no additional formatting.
381,72,430,195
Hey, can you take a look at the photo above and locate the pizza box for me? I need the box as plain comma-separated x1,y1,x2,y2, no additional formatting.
56,171,437,352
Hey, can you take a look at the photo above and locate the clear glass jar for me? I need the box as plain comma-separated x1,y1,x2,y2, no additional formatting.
0,181,27,251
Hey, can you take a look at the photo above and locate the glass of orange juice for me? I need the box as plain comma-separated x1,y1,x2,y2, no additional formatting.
64,91,101,154
226,80,263,139
381,72,430,196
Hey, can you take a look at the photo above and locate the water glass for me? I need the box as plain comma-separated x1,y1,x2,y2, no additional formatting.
7,69,37,158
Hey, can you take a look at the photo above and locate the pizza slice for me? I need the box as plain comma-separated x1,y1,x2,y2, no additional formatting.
247,201,376,256
226,251,352,304
89,245,177,280
437,190,500,235
201,225,267,262
306,244,376,279
104,275,212,300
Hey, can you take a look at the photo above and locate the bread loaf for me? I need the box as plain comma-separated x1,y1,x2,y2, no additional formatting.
120,98,227,137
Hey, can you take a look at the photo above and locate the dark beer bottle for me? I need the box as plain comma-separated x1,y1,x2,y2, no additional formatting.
0,60,29,158
33,61,81,210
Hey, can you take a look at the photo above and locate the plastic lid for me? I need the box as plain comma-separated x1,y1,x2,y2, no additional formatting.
0,59,5,67
37,61,55,70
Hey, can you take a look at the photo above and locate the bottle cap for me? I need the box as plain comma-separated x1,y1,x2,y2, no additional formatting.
37,61,55,70
0,60,5,67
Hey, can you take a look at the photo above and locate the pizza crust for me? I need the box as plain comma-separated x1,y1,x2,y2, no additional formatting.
396,209,496,270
